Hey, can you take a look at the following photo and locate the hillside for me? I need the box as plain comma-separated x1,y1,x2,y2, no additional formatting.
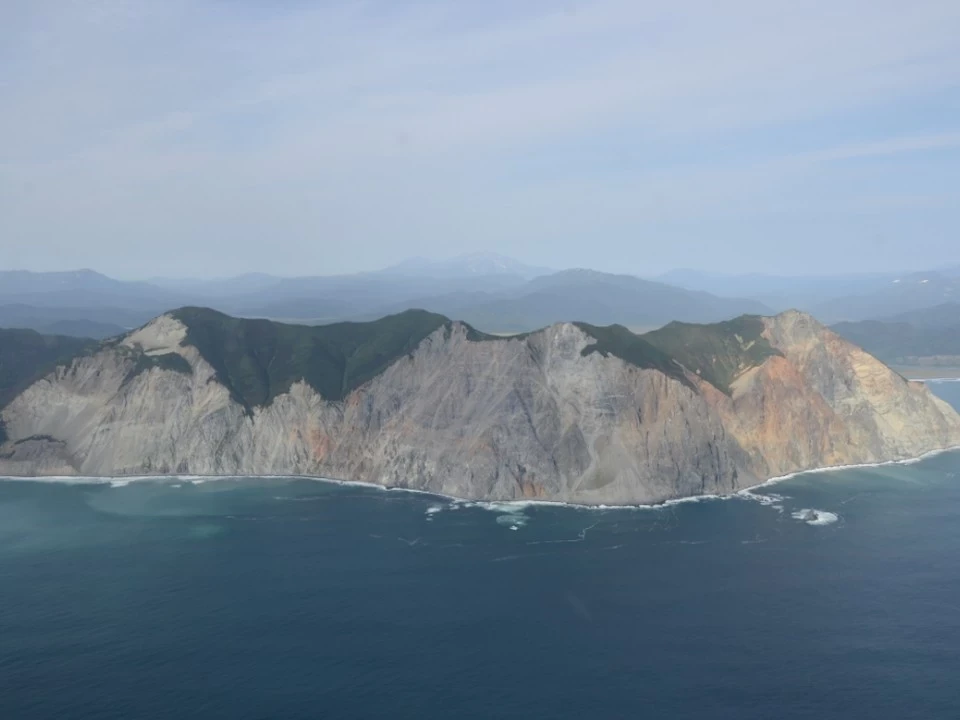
2,307,958,503
37,319,126,339
813,272,960,322
0,330,97,441
0,269,150,296
169,308,450,409
0,270,184,311
417,270,772,332
832,305,960,366
876,302,960,328
0,303,152,335
655,269,896,312
643,316,782,393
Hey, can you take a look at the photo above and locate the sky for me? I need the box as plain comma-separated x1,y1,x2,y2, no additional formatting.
1,0,959,279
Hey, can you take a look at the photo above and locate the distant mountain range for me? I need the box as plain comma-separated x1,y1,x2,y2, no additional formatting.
0,304,152,339
4,253,960,339
812,272,960,322
0,269,154,296
656,269,897,312
658,266,960,322
0,269,180,310
147,273,286,298
147,253,551,296
1,255,769,335
877,302,960,327
832,302,960,367
378,252,552,279
423,270,771,332
938,264,960,278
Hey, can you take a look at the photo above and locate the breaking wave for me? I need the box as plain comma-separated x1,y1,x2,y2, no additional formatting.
739,491,788,512
791,509,840,526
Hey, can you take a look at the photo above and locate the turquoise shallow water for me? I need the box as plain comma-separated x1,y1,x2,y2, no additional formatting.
2,382,960,720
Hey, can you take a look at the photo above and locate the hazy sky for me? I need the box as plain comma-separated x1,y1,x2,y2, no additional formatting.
2,0,959,279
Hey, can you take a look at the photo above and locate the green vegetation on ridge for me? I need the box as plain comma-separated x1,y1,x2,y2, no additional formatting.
1,304,788,441
575,315,780,395
642,316,781,393
576,316,779,394
575,323,695,390
173,307,450,411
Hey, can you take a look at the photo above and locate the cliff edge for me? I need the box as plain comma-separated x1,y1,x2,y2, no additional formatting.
2,308,958,504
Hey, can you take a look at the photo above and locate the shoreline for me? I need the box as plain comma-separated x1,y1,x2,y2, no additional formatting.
3,444,960,511
894,366,960,381
741,443,960,496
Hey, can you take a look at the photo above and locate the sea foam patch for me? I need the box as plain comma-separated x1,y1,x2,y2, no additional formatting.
481,502,533,530
739,491,788,513
791,508,840,526
420,498,532,529
495,514,528,530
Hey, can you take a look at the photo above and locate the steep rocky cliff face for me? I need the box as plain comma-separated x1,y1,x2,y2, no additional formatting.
2,309,958,504
711,311,960,479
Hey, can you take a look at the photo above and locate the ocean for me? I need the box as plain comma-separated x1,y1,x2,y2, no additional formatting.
2,381,960,720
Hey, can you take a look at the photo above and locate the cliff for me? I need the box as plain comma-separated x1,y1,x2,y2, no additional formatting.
1,308,958,504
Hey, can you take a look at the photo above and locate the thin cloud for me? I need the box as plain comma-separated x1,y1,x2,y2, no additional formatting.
801,133,960,163
1,0,959,276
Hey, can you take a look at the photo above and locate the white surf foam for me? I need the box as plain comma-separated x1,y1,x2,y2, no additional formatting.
745,444,960,495
791,508,840,526
737,491,787,512
3,442,958,513
476,502,530,514
495,514,528,529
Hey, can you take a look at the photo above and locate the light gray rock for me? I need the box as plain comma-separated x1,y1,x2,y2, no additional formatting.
2,311,959,504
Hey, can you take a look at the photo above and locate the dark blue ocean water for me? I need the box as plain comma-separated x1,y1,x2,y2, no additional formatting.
3,382,960,720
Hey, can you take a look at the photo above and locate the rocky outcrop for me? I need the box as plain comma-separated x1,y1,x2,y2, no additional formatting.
2,309,958,504
713,311,960,479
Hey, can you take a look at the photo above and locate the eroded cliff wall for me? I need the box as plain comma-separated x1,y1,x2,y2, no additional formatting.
2,311,958,504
